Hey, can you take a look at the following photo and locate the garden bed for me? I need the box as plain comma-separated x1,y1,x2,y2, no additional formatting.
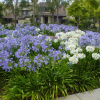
0,23,100,100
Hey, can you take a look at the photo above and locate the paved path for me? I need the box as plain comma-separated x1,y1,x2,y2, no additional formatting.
0,88,100,100
56,88,100,100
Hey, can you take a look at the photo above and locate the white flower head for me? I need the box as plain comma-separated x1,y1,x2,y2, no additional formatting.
46,36,51,42
78,53,86,59
86,46,95,52
55,32,63,39
60,41,65,44
92,53,100,60
54,39,58,43
76,30,85,36
74,34,81,38
69,57,78,64
38,34,42,37
70,50,78,54
35,28,40,32
76,48,82,52
4,37,7,39
68,44,76,50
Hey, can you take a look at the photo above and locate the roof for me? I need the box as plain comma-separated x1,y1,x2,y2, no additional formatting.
38,2,47,7
3,13,19,20
38,6,66,17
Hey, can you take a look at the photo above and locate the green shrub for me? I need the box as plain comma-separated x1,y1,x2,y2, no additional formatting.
1,60,75,100
0,67,11,90
1,19,5,25
79,23,84,30
41,29,55,36
30,17,33,23
79,20,93,30
24,21,29,24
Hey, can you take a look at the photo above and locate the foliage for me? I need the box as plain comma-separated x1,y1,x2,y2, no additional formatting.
1,19,5,25
63,17,76,26
0,2,3,21
67,0,90,28
24,21,29,24
79,19,93,30
4,0,29,27
0,67,11,90
30,17,33,23
1,60,74,100
4,24,15,30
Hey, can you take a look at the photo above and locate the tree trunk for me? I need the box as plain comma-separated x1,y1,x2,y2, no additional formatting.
77,17,80,29
52,13,54,22
99,19,100,32
14,0,18,29
57,6,59,23
33,5,35,23
15,16,16,29
39,13,41,26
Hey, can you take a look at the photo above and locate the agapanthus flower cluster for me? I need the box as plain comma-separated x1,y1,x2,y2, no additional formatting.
40,24,77,34
0,23,100,72
79,31,100,47
92,53,100,60
69,57,78,64
86,46,95,52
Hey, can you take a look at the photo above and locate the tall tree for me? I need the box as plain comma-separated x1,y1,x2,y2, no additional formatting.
0,2,3,21
46,0,69,23
38,0,46,26
4,0,28,28
54,0,69,22
46,0,56,22
67,0,90,28
30,0,38,23
54,0,62,22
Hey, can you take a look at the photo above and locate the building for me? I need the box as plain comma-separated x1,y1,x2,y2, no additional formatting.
3,2,67,24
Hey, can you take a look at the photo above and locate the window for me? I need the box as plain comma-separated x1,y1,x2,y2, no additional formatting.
22,10,30,15
44,7,48,12
36,18,39,23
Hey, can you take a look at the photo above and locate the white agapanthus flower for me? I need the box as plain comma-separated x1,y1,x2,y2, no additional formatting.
74,34,81,38
64,41,70,45
35,28,40,32
60,33,67,40
86,46,95,52
4,37,7,39
68,38,78,46
76,30,85,36
69,57,78,64
70,50,78,54
54,39,58,43
38,34,42,37
60,41,65,44
76,48,82,52
68,44,76,50
46,36,51,42
72,53,79,58
92,53,100,60
67,31,76,37
55,32,64,39
77,53,86,59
